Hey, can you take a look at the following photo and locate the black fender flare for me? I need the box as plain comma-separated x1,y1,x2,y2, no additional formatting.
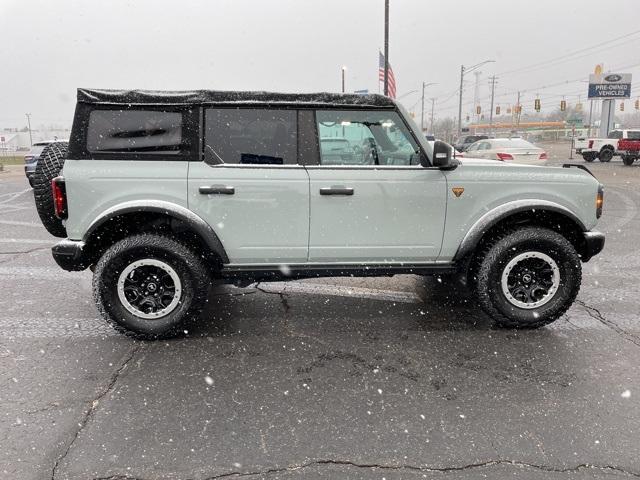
83,200,229,263
453,199,586,261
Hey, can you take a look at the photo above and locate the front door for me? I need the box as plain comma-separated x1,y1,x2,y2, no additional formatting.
306,109,447,264
188,108,309,265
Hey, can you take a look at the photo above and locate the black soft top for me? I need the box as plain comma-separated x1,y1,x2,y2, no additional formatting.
77,88,396,108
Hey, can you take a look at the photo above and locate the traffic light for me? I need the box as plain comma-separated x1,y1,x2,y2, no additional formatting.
635,98,640,110
496,106,501,115
620,102,624,112
476,106,481,115
560,100,566,111
534,99,541,112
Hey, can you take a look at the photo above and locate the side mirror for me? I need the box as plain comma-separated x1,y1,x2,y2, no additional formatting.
431,140,454,168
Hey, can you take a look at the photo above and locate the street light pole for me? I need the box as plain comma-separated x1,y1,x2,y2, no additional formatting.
457,60,495,138
25,113,33,147
488,75,498,137
420,82,437,132
341,66,347,93
383,0,389,96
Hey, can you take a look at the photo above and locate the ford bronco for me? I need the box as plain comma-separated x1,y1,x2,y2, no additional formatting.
33,88,605,338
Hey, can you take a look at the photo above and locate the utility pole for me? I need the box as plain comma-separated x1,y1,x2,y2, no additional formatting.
25,113,33,147
516,91,522,127
420,82,437,132
457,59,494,138
421,83,425,131
473,71,482,130
383,0,389,96
457,64,464,138
587,99,594,137
488,76,498,137
430,97,436,134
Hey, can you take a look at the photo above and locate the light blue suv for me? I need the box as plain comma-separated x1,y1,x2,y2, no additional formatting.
31,88,605,339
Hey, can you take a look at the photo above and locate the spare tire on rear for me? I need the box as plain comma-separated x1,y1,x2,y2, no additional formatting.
33,142,69,238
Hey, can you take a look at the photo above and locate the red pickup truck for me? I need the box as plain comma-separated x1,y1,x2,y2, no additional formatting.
618,138,640,166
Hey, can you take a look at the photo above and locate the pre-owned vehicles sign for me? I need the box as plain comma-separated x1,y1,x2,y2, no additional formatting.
588,73,632,99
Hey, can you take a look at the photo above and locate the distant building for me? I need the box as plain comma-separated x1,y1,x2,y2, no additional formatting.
0,128,70,151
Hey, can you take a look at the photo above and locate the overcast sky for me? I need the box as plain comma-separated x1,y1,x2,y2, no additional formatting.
2,0,639,129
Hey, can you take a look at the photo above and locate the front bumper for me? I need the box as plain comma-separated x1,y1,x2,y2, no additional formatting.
581,231,605,261
52,239,90,271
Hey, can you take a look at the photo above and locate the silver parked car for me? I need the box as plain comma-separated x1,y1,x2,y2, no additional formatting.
465,138,548,165
24,141,58,187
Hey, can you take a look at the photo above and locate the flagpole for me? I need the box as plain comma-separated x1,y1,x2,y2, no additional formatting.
383,0,389,96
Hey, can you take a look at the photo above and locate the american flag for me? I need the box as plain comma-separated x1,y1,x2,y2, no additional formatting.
378,51,396,99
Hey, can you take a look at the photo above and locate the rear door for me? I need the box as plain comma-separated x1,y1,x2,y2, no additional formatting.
306,109,447,263
188,108,310,265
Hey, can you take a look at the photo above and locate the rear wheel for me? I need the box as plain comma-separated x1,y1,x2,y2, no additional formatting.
622,155,635,166
598,148,613,163
582,152,596,162
472,227,581,328
93,234,212,339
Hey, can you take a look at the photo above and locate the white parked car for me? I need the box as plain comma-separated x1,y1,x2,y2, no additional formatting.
465,138,548,165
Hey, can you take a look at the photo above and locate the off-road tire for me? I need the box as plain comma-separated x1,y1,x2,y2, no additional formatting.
598,148,613,163
473,227,581,328
582,152,596,162
93,234,211,339
622,155,635,166
33,142,68,237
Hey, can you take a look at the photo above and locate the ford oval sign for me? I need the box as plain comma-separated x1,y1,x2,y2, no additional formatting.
589,73,632,99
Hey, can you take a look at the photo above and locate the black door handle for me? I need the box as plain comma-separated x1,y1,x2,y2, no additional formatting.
199,185,235,195
319,186,354,196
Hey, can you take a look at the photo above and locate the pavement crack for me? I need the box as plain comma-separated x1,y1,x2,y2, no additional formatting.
199,459,640,478
576,299,640,347
51,342,143,480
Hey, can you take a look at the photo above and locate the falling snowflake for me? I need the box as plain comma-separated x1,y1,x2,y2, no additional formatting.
204,376,214,386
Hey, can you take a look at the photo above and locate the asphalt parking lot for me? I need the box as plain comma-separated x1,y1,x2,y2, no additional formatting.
1,149,639,479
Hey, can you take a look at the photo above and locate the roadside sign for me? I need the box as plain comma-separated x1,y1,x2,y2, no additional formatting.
353,89,369,95
588,73,632,99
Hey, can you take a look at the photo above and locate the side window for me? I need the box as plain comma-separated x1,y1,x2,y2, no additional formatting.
477,142,490,150
467,143,478,151
205,108,297,165
315,110,421,166
87,110,183,154
608,130,623,139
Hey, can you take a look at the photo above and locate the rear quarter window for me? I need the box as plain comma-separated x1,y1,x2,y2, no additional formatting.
86,110,183,154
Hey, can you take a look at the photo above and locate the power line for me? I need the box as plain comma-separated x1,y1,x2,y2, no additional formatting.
497,28,640,77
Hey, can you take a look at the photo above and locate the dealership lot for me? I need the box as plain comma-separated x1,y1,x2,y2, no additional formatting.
1,153,640,479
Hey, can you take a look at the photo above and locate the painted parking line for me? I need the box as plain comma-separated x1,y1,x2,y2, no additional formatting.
0,219,42,228
0,238,54,244
0,188,31,205
0,317,116,338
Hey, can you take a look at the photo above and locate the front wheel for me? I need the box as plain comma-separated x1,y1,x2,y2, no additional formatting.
582,152,596,162
622,155,635,166
93,234,212,339
598,148,613,162
472,227,581,328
